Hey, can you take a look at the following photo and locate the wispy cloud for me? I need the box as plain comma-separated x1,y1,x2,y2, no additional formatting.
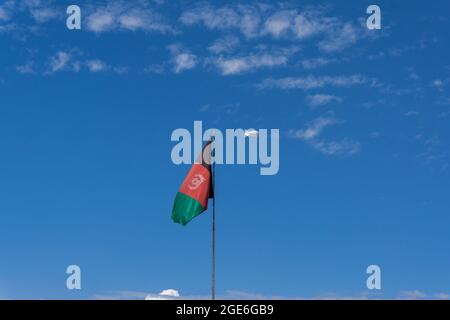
212,52,290,76
168,44,197,73
180,4,368,52
397,290,427,300
38,50,123,75
85,1,173,34
26,3,59,24
85,59,109,73
307,94,342,107
289,114,360,156
144,63,165,74
301,57,334,70
0,1,13,22
434,293,450,300
208,35,240,54
180,3,262,38
16,61,35,74
430,79,444,88
309,139,360,156
404,111,420,117
46,51,72,73
289,116,341,140
258,74,368,90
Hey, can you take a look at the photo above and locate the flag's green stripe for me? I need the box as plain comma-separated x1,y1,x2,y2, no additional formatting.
171,192,206,226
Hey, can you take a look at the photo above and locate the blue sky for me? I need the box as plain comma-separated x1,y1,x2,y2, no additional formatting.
0,0,449,300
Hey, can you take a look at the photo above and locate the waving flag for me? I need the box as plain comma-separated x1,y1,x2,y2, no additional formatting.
171,141,214,226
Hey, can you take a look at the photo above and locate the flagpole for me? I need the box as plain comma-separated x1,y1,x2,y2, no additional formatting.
211,137,216,300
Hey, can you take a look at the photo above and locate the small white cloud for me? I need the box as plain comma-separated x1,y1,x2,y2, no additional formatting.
113,66,129,74
168,44,198,73
397,290,427,300
159,289,180,297
173,53,197,73
292,11,324,39
47,51,71,73
29,7,59,23
370,131,381,139
86,10,114,33
289,116,340,140
145,289,180,300
318,22,359,53
144,63,165,74
434,293,450,300
263,10,294,37
208,36,240,54
310,139,360,156
259,75,367,90
180,4,239,30
307,94,342,107
85,59,109,73
301,57,333,70
85,2,173,34
404,111,420,117
0,4,12,22
289,115,360,156
199,104,210,112
431,79,444,87
213,51,292,76
16,62,35,74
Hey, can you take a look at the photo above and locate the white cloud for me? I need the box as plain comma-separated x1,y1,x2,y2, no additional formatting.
292,11,325,39
173,53,197,73
42,51,119,75
307,94,342,107
318,22,359,53
431,79,444,87
310,139,360,156
180,3,262,38
16,0,61,24
199,104,211,112
158,289,180,297
301,57,333,70
86,9,114,33
404,111,420,117
113,66,129,74
289,116,340,140
29,7,59,23
0,2,12,22
180,4,366,52
208,36,240,54
16,62,35,74
92,289,447,301
263,10,295,37
289,115,360,156
434,293,450,300
85,2,173,34
93,289,181,300
47,51,71,73
167,44,199,73
144,63,165,74
85,59,109,73
259,75,367,90
213,52,289,76
397,290,427,300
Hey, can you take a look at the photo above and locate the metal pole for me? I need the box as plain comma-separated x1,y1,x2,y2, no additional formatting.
211,138,216,300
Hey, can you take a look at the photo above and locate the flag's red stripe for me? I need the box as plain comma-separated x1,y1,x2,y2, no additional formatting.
178,164,211,208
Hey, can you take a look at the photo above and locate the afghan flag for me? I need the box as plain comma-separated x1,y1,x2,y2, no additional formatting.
171,141,214,226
